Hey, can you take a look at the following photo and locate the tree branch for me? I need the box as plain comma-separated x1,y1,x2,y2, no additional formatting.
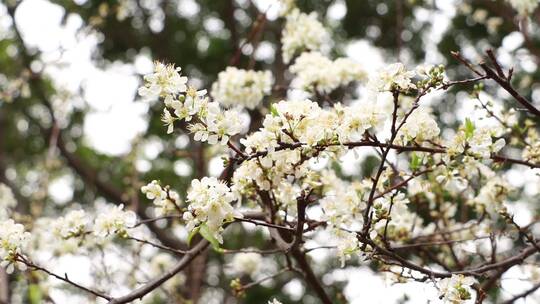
107,239,209,304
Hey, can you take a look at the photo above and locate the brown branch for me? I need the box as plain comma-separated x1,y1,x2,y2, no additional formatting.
479,62,540,117
392,236,491,250
372,164,440,201
241,140,539,169
127,236,187,255
107,239,209,304
453,49,540,117
291,249,333,304
234,216,294,232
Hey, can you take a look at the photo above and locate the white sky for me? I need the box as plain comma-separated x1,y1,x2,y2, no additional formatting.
5,0,540,303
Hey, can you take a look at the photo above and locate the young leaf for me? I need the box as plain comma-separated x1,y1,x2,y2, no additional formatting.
270,104,279,117
464,118,475,139
187,226,200,246
410,153,421,170
199,223,221,250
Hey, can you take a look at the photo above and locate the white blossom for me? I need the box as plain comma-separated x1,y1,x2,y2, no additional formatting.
290,52,365,93
184,177,241,243
447,121,505,159
469,177,510,215
52,209,89,239
281,9,329,64
438,274,476,304
278,0,296,16
0,219,30,274
93,204,137,238
161,109,176,134
211,67,273,109
368,63,416,92
523,128,540,163
373,192,419,240
141,180,181,217
138,62,188,99
230,252,262,276
332,229,359,267
190,102,244,145
320,188,365,227
506,0,539,16
397,106,440,144
335,102,386,143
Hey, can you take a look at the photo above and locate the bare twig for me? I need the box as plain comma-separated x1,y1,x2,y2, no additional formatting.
17,256,111,301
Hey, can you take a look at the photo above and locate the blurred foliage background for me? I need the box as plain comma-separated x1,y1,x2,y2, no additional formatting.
1,0,539,303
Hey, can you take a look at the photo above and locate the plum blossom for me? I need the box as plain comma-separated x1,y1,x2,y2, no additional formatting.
141,180,181,216
0,219,30,274
230,252,262,276
93,204,137,238
52,209,89,239
397,106,440,144
184,177,241,243
290,52,365,94
368,63,416,92
506,0,539,16
438,274,476,303
447,120,505,159
211,67,273,109
523,128,540,163
138,62,188,99
281,9,329,63
332,229,359,267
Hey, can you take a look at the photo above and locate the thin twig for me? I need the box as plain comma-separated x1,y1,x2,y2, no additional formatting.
17,256,111,301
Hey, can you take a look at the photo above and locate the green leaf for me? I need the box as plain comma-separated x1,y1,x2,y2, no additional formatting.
187,226,200,246
270,104,279,117
464,118,475,139
199,223,221,250
28,284,42,304
410,153,421,170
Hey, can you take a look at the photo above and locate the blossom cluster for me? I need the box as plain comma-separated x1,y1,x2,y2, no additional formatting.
93,204,137,238
372,192,420,241
506,0,539,16
141,180,181,216
138,62,187,100
183,177,241,243
290,52,366,94
0,219,30,273
446,120,505,159
397,106,440,144
281,8,329,64
438,275,476,303
139,62,245,145
6,0,540,302
137,56,519,274
211,67,273,109
523,127,540,163
52,209,89,239
368,63,417,92
230,251,262,277
469,177,511,216
129,2,540,299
